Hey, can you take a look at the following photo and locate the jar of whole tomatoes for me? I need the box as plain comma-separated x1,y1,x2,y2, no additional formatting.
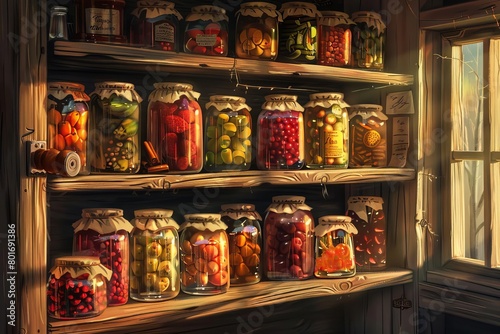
263,196,315,280
256,94,305,170
317,11,353,67
184,5,229,56
204,95,252,171
147,82,203,173
351,11,386,70
72,208,134,306
179,214,230,295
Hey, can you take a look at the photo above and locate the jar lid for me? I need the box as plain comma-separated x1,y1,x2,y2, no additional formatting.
304,92,350,111
132,1,183,20
351,11,386,32
348,104,387,121
186,5,229,22
50,256,113,280
72,208,134,234
179,213,228,232
280,2,321,19
318,11,354,26
50,6,67,13
266,195,312,213
149,82,201,103
220,203,262,221
347,196,384,223
237,2,283,21
261,94,304,112
48,82,90,102
91,82,143,103
315,215,358,236
205,95,251,112
131,208,180,231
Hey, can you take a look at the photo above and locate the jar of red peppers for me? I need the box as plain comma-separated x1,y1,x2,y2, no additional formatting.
47,256,112,319
263,196,315,280
72,208,134,306
147,82,203,173
256,94,305,170
351,11,386,70
184,5,229,56
317,11,353,67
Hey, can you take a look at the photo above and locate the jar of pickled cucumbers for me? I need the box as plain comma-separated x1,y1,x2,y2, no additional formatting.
184,5,229,56
204,95,252,171
351,11,386,70
317,11,353,67
304,92,349,169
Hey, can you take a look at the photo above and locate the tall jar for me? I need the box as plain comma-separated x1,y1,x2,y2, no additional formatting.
263,196,315,280
47,82,91,175
130,209,180,302
317,11,353,67
72,208,134,306
220,204,262,285
129,1,183,51
314,216,358,278
304,92,349,169
235,2,282,60
204,95,252,171
348,104,388,167
278,2,321,63
183,5,229,56
147,82,203,173
47,256,112,319
351,11,386,70
89,82,142,174
256,94,305,170
179,214,230,295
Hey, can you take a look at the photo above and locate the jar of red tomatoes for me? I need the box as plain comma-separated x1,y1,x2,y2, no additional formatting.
317,11,353,67
257,94,305,170
72,208,134,306
184,5,229,56
263,196,315,280
147,82,203,173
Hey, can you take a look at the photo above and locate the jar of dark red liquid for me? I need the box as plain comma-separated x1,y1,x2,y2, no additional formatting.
314,215,358,278
47,256,112,319
129,1,183,51
263,196,315,280
184,5,229,56
317,11,353,67
179,214,230,295
351,11,386,70
147,82,203,173
72,208,134,305
257,94,305,170
204,95,252,171
220,204,262,285
346,196,386,271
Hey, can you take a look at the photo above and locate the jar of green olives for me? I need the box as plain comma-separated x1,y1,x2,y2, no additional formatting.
351,11,386,70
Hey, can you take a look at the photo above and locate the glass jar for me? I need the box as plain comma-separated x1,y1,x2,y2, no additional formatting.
147,82,203,173
304,92,349,169
179,214,230,295
204,95,252,172
220,204,262,285
183,5,229,56
47,256,112,319
129,1,183,51
346,196,386,271
348,104,388,167
130,209,180,302
314,215,358,278
256,94,305,170
263,196,315,280
278,2,320,63
351,11,386,70
72,208,134,305
49,6,68,41
317,11,353,67
89,82,142,174
235,2,282,60
47,82,91,175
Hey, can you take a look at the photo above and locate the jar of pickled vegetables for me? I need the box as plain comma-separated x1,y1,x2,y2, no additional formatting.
351,11,386,70
89,82,142,174
263,196,315,280
72,208,134,305
184,5,229,56
304,92,349,169
317,11,353,67
314,215,357,278
147,82,203,173
235,2,282,60
220,204,262,285
256,94,305,170
179,214,230,295
204,95,252,171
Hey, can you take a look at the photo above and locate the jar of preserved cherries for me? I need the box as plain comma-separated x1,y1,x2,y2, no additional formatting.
184,5,229,56
304,92,349,169
89,82,142,174
179,214,230,295
147,82,203,173
263,196,315,280
235,2,282,60
130,209,180,302
256,94,305,170
47,256,112,319
314,215,358,278
317,11,353,67
72,208,134,305
129,1,183,51
351,11,386,70
204,95,252,171
220,203,262,285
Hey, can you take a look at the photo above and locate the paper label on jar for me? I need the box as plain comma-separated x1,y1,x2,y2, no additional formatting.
196,34,217,46
154,23,175,43
85,8,121,36
324,130,343,158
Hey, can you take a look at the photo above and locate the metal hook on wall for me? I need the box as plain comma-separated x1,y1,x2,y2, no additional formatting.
320,175,329,199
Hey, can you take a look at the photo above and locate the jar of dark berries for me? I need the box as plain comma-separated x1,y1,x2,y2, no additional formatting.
351,11,386,70
317,11,353,67
72,208,134,306
184,5,229,56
